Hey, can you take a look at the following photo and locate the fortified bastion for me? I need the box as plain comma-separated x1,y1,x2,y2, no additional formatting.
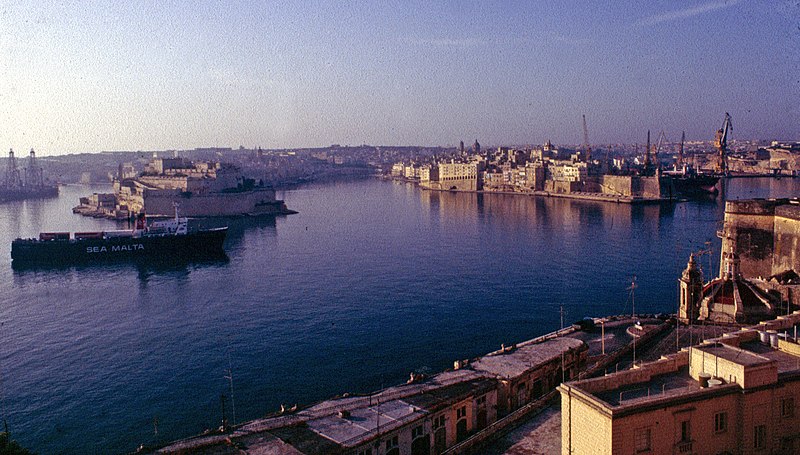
720,198,800,279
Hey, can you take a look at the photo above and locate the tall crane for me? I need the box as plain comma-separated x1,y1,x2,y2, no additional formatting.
581,114,592,163
676,131,686,169
714,113,733,174
643,130,652,173
4,149,21,189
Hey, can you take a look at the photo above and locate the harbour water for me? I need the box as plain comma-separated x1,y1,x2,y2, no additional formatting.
0,178,797,453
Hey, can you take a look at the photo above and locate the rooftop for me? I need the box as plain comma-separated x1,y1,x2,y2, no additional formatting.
694,341,773,367
471,337,584,379
741,339,800,374
593,366,702,407
306,399,424,447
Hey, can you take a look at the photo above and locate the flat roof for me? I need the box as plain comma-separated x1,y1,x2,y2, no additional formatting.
306,399,424,448
694,342,773,367
471,337,584,379
404,377,496,412
740,340,800,374
592,366,703,407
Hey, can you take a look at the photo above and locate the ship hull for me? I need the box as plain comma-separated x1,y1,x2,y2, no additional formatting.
11,228,227,265
671,174,720,196
0,185,59,202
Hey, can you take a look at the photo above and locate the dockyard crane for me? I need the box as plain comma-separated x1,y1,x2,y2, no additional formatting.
677,131,686,169
714,113,733,174
581,114,592,164
4,149,21,188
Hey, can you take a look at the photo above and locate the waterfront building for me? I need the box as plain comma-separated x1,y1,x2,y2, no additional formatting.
156,336,587,454
391,163,405,177
421,161,482,191
403,164,419,180
523,162,546,191
547,161,587,183
559,312,800,455
76,157,292,218
471,338,586,416
418,165,431,183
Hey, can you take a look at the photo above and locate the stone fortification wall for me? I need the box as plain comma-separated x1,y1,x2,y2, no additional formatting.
144,188,281,217
721,199,800,278
774,205,800,274
599,175,671,199
639,176,673,199
600,175,635,196
421,178,478,191
544,180,580,193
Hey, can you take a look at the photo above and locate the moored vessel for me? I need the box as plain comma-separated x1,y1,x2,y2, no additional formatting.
11,211,227,265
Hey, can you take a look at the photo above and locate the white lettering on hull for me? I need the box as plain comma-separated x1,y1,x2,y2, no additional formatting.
86,244,144,253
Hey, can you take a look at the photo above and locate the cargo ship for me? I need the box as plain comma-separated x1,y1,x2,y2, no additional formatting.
11,212,227,264
669,172,720,196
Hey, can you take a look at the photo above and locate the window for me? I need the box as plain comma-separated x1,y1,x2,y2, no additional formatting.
634,427,651,453
432,415,445,429
456,405,467,419
357,450,372,455
782,397,795,418
714,412,728,433
680,420,691,443
476,395,486,406
754,425,766,450
412,425,424,439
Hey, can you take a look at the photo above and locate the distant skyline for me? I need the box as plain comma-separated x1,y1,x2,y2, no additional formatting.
1,1,797,156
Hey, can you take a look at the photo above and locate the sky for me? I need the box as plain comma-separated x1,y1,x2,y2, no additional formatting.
0,0,797,155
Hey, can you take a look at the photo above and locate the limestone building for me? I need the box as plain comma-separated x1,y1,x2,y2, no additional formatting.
156,336,587,454
559,312,800,455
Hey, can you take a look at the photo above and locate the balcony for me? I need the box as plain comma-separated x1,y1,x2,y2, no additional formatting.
675,440,693,454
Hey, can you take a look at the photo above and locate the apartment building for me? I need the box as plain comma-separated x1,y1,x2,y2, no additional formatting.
559,312,800,455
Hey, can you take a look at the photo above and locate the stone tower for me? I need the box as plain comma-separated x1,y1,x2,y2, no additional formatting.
679,254,704,322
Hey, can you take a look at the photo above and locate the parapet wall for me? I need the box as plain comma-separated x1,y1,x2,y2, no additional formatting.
571,351,689,395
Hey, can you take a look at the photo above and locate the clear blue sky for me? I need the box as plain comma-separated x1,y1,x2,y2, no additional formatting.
0,1,797,155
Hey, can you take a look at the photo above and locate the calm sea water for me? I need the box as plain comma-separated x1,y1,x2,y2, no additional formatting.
0,178,797,453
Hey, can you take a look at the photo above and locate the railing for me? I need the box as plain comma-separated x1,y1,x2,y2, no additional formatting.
675,440,693,454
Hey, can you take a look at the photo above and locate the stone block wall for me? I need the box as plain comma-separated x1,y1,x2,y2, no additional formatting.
721,200,800,279
144,188,280,217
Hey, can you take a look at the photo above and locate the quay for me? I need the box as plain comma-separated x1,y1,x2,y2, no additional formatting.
420,186,675,205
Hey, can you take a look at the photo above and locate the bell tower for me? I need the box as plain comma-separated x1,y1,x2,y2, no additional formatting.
679,254,704,323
